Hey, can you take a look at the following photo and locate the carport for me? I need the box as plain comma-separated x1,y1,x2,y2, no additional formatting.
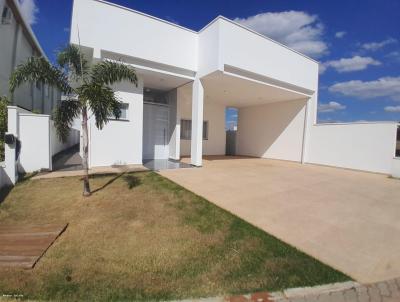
171,68,314,165
160,156,400,283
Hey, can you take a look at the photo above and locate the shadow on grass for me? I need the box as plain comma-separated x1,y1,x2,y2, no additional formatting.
90,173,125,194
0,185,13,205
90,173,142,194
0,172,40,204
18,171,39,183
123,174,141,189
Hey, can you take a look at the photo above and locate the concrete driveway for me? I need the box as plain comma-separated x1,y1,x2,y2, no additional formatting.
159,156,400,283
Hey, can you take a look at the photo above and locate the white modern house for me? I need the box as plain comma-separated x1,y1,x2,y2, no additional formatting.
68,0,399,175
0,0,61,113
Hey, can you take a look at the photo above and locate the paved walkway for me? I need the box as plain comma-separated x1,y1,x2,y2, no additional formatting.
175,278,400,301
33,164,148,180
52,145,82,171
160,156,400,283
269,278,400,302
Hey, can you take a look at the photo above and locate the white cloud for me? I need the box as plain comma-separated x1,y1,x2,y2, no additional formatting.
361,38,397,51
386,51,400,62
384,106,400,112
320,56,381,73
318,101,346,113
18,0,39,25
335,31,346,38
329,77,400,101
234,11,328,58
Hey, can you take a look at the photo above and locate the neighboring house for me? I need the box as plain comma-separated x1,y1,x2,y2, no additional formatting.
68,0,398,175
0,0,79,187
0,0,60,114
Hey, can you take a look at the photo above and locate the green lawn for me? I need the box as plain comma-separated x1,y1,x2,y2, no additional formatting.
0,172,350,301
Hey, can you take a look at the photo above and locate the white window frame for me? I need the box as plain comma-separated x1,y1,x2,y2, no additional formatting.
109,103,129,121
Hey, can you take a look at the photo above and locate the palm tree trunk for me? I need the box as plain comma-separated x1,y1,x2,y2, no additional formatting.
82,106,91,196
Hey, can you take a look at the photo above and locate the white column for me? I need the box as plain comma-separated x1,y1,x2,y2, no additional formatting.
190,78,204,166
5,106,19,184
168,89,180,160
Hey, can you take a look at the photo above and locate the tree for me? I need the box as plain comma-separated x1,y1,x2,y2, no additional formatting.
9,45,137,196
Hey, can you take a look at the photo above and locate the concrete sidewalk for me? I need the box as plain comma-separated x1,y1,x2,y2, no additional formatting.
32,164,148,180
173,278,400,301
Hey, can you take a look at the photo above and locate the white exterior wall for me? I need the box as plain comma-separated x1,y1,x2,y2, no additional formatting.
237,99,307,162
6,107,79,174
0,163,9,188
197,20,221,77
88,80,144,167
306,123,398,174
177,87,226,157
18,113,51,172
392,158,400,178
50,120,80,156
70,0,197,72
218,19,318,92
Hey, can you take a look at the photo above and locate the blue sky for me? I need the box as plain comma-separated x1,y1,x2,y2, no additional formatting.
23,0,400,124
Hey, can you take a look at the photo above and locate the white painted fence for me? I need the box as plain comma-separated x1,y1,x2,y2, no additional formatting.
0,162,9,189
3,106,79,185
306,122,399,174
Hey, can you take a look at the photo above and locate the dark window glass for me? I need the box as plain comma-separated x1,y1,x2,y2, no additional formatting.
180,119,208,140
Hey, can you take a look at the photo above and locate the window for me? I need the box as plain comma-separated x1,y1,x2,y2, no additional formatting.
1,5,12,24
143,87,168,105
180,119,208,140
109,103,129,120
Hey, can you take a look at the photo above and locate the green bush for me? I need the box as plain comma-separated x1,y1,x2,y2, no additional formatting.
0,95,9,161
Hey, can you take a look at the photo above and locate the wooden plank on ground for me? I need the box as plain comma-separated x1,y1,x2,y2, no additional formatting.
0,223,68,268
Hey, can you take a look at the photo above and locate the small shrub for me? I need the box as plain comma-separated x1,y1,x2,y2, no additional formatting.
0,95,9,161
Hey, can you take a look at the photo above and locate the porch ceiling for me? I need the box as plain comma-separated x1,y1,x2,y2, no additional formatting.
101,49,194,91
201,71,311,108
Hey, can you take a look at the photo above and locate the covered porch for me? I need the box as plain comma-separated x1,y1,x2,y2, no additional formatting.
169,68,314,166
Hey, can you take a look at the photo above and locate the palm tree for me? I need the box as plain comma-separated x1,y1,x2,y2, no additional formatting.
9,45,137,196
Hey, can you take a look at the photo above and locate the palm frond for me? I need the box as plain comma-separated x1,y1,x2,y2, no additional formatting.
54,98,81,142
91,61,137,86
57,44,89,80
10,57,71,94
78,83,121,129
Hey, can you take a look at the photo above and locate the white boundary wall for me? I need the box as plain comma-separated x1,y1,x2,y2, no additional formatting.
4,106,79,185
306,122,398,174
0,162,9,188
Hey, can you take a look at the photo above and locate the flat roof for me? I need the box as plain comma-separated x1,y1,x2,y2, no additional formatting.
92,0,318,64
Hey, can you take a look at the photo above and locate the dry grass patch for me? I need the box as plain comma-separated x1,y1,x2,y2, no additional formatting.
0,172,349,301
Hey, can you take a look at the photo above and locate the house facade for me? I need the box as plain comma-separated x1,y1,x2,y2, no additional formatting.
70,0,399,174
0,0,61,114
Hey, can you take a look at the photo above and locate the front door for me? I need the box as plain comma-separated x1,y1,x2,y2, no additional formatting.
143,103,169,160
